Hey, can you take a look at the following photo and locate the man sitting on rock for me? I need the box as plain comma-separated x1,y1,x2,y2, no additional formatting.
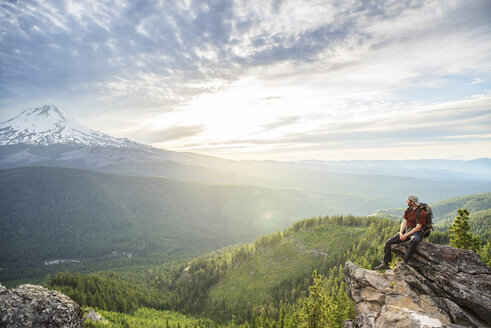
375,194,427,270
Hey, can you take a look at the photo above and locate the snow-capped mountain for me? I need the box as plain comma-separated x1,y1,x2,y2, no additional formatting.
0,104,227,170
0,105,145,148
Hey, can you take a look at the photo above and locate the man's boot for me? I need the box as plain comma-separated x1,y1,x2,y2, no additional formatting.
375,262,390,270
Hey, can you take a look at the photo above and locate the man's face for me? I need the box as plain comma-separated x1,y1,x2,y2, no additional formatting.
407,199,412,206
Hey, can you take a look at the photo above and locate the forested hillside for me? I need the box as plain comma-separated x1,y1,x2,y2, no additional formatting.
0,166,330,283
47,215,400,327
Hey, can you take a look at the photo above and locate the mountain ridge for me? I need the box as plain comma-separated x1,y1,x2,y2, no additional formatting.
1,104,490,217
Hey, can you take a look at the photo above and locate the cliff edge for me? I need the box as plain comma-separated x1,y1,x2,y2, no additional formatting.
344,242,491,328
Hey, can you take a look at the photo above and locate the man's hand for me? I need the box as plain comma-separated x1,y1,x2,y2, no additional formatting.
399,219,408,241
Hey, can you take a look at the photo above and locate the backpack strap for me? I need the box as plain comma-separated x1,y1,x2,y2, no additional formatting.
405,206,421,220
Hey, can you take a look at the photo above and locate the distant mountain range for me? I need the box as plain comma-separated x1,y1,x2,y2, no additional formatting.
1,105,490,216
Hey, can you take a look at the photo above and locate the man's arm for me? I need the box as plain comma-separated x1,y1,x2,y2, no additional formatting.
399,219,407,239
402,223,422,240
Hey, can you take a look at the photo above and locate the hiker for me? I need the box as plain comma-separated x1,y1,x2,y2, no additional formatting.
375,194,427,270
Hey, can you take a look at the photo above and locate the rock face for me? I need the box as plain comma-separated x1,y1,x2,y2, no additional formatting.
83,308,104,323
0,283,83,327
344,242,491,328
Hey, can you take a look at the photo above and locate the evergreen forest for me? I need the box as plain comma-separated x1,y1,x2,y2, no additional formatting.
45,213,490,327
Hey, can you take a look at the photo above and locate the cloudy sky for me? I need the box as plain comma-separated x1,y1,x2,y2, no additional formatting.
1,0,490,161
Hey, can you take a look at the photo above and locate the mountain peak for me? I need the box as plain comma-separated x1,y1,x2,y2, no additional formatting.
0,105,145,148
30,104,66,121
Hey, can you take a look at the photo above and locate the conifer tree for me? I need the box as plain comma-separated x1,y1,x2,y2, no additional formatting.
298,270,330,328
278,307,286,328
449,209,480,252
480,241,491,266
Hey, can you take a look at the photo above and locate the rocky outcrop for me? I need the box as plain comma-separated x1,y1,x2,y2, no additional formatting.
344,242,491,328
0,283,83,327
83,308,104,323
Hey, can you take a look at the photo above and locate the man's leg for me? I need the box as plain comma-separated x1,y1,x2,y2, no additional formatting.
404,231,422,261
382,233,403,264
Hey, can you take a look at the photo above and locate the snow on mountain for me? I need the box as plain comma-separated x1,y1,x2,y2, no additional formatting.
0,105,146,148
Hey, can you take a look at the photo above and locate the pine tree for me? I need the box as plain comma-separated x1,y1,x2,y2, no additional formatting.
449,209,480,252
298,270,330,328
480,241,491,266
278,307,286,328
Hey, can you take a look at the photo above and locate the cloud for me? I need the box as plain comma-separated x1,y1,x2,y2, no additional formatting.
2,2,488,96
261,116,300,131
135,125,205,143
0,0,490,160
173,96,491,160
299,100,491,147
0,0,457,108
471,78,485,85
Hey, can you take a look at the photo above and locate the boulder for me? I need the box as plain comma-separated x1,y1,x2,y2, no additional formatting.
83,308,104,323
344,242,491,328
0,283,83,327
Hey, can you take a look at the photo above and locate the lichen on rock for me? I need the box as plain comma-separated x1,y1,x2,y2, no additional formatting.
83,307,105,324
0,283,83,327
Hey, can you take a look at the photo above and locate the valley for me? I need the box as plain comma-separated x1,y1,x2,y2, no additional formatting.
0,166,330,283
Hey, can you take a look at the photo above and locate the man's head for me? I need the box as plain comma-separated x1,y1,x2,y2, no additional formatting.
407,194,419,206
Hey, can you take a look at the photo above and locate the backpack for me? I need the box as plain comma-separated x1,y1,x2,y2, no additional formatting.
405,203,433,238
419,203,433,237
